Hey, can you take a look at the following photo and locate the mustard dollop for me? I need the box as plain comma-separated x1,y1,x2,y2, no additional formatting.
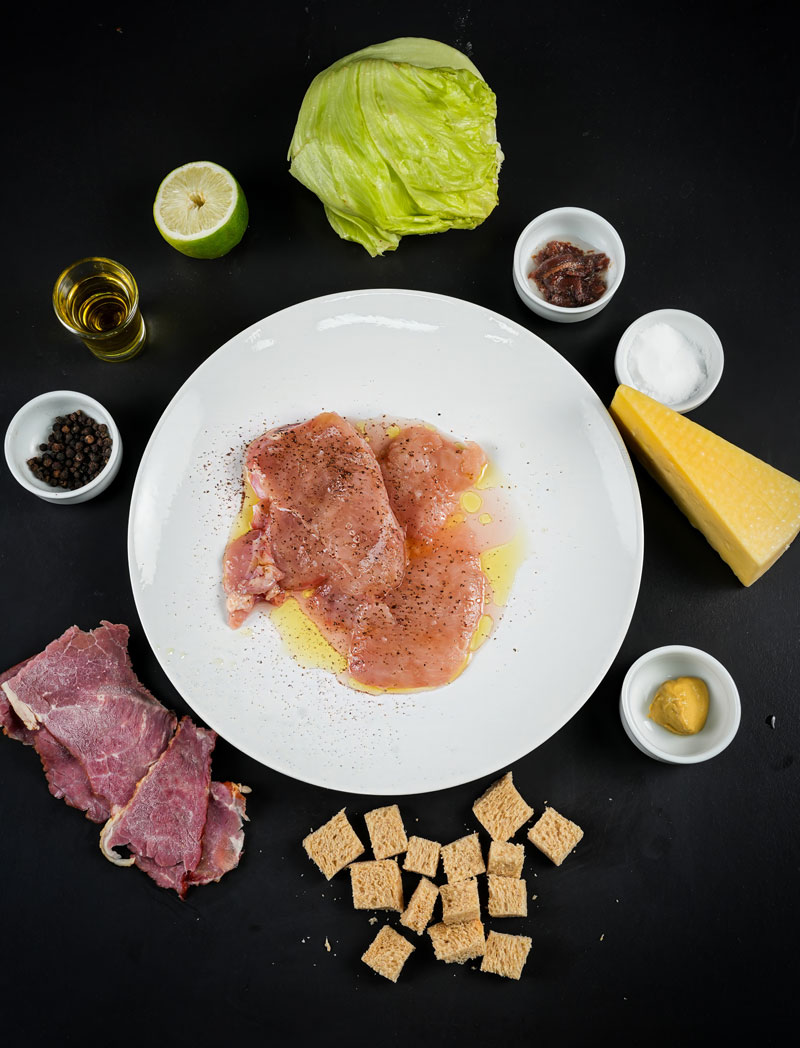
648,676,709,735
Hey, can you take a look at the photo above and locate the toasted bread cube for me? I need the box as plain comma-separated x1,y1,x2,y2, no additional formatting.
361,925,415,982
440,877,481,925
472,771,534,842
403,835,441,878
528,807,584,866
487,875,527,918
441,832,485,883
400,876,439,936
364,804,408,860
428,919,485,964
481,931,532,980
349,859,404,911
487,840,525,879
302,808,365,880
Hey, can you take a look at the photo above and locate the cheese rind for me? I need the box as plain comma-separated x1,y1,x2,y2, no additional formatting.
609,385,800,586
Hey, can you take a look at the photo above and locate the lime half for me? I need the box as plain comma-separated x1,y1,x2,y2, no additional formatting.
153,161,249,258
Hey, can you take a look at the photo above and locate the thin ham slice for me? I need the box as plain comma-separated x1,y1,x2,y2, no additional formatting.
100,716,216,896
2,656,109,821
2,622,177,812
2,627,249,896
131,782,248,895
188,781,249,887
0,658,36,744
34,729,111,823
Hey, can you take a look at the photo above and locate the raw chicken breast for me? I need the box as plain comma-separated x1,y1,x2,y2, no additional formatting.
223,414,491,692
376,424,487,541
223,412,406,627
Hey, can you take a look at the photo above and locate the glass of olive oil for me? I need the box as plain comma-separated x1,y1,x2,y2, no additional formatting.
53,257,146,362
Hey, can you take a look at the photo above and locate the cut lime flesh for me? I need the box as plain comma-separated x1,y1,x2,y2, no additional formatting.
153,161,248,258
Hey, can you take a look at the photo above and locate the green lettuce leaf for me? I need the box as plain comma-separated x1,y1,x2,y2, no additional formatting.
288,38,502,256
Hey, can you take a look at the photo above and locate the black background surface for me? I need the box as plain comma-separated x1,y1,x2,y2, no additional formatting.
2,2,798,1043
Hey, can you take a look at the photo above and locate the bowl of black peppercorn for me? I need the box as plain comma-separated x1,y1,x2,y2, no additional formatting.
4,390,122,504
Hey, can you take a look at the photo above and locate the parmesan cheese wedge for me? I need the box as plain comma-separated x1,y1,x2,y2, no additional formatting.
610,384,800,586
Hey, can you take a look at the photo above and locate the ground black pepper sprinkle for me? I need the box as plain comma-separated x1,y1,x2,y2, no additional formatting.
26,410,112,490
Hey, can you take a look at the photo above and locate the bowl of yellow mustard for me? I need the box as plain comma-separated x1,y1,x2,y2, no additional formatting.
619,645,740,763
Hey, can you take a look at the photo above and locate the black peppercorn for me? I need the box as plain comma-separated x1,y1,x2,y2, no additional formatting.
27,410,114,491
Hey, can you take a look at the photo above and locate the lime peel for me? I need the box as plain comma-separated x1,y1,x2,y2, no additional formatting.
153,161,248,259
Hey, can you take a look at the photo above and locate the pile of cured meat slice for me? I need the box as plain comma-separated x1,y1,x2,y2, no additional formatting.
222,412,489,690
0,621,248,897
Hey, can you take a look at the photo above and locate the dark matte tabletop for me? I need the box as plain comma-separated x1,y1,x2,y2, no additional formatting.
3,2,798,1044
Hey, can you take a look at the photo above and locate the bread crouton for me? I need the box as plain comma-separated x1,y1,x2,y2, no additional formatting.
528,807,583,866
400,876,439,936
440,877,481,925
487,840,525,878
302,808,364,879
480,931,532,980
364,804,408,860
472,771,533,842
349,859,404,911
403,835,441,878
428,919,486,964
487,875,527,918
441,832,485,883
361,925,415,982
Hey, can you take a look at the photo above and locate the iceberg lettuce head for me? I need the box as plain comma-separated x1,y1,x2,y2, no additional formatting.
288,38,503,256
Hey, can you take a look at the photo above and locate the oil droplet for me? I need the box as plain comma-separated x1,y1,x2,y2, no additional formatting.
270,597,347,674
354,420,367,433
479,512,492,525
386,423,401,439
460,491,482,514
475,460,505,491
469,614,494,651
481,532,527,607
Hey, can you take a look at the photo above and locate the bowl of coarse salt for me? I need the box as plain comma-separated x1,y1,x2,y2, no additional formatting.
614,308,724,413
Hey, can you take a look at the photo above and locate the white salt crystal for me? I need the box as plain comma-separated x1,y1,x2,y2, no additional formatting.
627,322,708,406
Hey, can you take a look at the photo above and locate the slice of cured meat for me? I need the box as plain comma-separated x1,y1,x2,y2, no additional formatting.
33,729,111,823
188,781,249,887
375,424,487,542
132,782,248,895
100,717,216,895
0,658,36,744
2,656,109,821
2,622,177,811
2,626,250,895
223,412,406,628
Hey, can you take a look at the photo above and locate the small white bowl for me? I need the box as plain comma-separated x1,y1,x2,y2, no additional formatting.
513,206,626,323
615,308,724,413
620,645,740,764
4,390,122,504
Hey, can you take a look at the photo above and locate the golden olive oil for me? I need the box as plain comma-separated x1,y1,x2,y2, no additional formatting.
53,257,146,361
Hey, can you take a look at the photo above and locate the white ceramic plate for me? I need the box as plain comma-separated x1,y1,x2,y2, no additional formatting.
128,289,643,795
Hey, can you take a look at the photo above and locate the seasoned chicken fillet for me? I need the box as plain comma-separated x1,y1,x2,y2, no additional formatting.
223,412,406,627
223,412,491,692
